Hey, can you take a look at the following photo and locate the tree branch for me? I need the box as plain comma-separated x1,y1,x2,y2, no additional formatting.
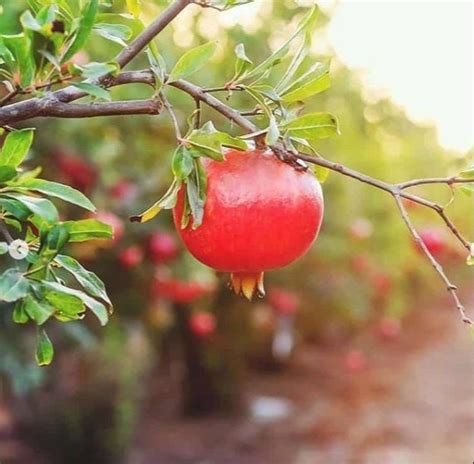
393,194,473,324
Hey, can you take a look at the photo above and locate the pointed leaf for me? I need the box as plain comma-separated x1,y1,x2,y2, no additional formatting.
167,42,217,83
62,219,113,242
35,329,54,366
72,82,111,101
0,269,30,302
1,129,34,167
281,112,339,141
13,178,96,211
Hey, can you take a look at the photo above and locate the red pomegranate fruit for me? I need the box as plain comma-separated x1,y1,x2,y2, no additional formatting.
95,211,124,242
173,149,324,299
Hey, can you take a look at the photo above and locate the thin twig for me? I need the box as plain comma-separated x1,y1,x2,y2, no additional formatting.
160,92,182,140
393,194,472,324
194,98,201,129
0,220,13,244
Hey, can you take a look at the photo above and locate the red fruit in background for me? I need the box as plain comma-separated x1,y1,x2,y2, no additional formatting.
402,198,419,210
96,211,124,242
344,350,368,372
417,228,446,257
349,218,373,240
119,245,143,268
372,272,392,296
189,312,216,339
173,149,324,299
378,317,401,339
268,288,300,316
53,149,97,193
109,180,138,203
350,254,372,274
152,276,214,304
148,231,178,263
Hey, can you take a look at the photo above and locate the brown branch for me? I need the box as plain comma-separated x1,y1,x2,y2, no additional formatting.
399,176,474,189
0,220,13,244
39,98,162,119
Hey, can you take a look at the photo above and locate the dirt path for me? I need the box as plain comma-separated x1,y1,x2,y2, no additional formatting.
132,300,474,464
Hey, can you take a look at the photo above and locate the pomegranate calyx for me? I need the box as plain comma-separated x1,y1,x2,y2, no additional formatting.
230,272,265,300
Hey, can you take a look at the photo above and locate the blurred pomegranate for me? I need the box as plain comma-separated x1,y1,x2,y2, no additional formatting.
119,245,143,268
52,148,97,193
416,228,446,257
95,211,124,242
349,218,373,240
378,317,401,339
152,276,214,304
148,231,178,263
109,180,138,204
350,254,372,274
402,198,419,210
268,288,300,316
344,350,368,372
372,271,393,296
189,312,216,339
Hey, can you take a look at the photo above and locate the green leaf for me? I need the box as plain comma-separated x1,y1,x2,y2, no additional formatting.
0,242,8,254
275,29,312,93
0,165,17,183
0,198,32,220
20,10,42,32
13,300,29,324
1,129,34,167
62,219,113,242
13,178,96,211
6,193,58,223
1,34,36,87
130,179,181,223
172,146,194,180
167,41,217,83
146,46,166,90
459,165,474,178
126,0,141,18
265,115,280,145
55,254,111,305
61,0,99,63
24,294,55,325
281,112,339,141
93,23,132,47
0,269,30,302
281,62,330,102
459,184,474,196
45,291,86,322
233,43,253,80
186,175,204,229
41,281,108,325
35,329,54,366
242,5,319,82
79,61,120,79
72,82,111,101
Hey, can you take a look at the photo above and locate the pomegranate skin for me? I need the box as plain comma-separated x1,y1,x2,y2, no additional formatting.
173,149,324,273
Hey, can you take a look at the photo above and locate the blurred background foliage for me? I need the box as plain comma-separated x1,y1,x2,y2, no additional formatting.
0,0,472,462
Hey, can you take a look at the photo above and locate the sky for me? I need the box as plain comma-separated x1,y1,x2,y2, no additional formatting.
324,0,473,153
221,0,474,153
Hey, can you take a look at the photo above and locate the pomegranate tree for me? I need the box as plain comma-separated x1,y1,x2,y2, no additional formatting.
172,149,324,299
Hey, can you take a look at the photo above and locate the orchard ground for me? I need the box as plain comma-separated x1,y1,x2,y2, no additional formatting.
126,292,474,464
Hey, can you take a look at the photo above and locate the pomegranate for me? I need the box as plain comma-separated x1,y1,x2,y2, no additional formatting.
119,245,143,268
53,148,97,193
268,288,300,316
173,149,324,299
417,228,446,257
148,231,179,263
152,276,214,304
189,312,216,339
109,180,138,203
